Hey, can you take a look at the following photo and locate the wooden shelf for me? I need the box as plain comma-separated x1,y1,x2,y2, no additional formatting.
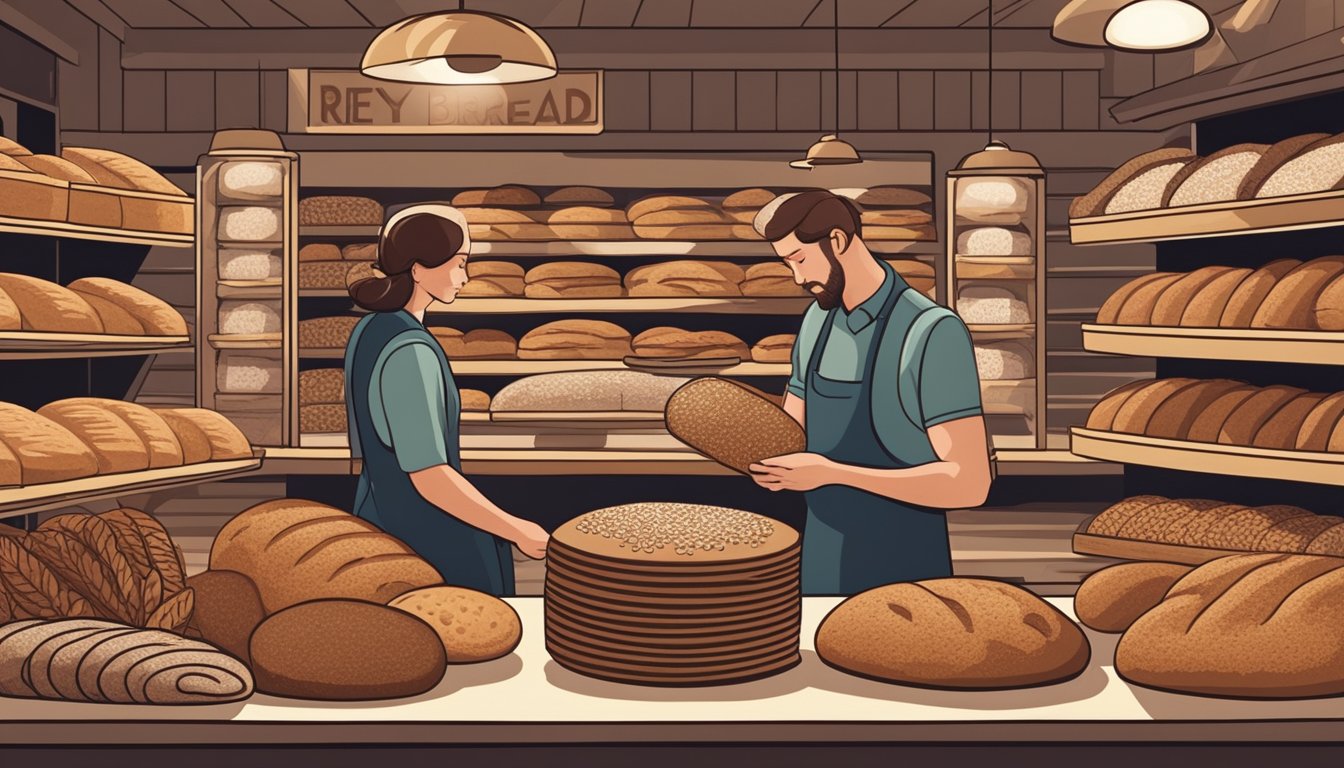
0,214,194,248
218,279,283,299
295,353,790,376
968,323,1036,339
1082,324,1344,366
0,332,192,360
0,455,262,520
427,297,812,315
1068,189,1344,245
208,333,282,349
956,257,1036,280
1070,426,1344,487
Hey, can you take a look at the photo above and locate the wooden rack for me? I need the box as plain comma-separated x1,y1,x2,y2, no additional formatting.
0,214,194,249
424,297,813,315
1068,189,1344,246
1082,324,1344,366
1070,427,1344,487
0,331,193,360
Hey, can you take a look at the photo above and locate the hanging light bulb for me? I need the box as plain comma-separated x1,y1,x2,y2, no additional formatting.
792,0,861,169
361,11,558,85
1052,0,1213,52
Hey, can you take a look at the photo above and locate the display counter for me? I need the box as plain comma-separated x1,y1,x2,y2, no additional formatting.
2,597,1340,747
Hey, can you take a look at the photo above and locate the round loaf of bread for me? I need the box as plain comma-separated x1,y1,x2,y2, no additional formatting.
61,147,184,196
955,227,1032,257
1305,522,1344,556
492,370,688,413
250,599,446,700
1075,562,1192,633
958,286,1030,325
186,569,266,664
433,328,517,360
210,499,443,614
741,261,805,297
632,328,749,360
388,586,522,663
342,243,377,261
518,320,632,360
816,578,1090,689
665,377,805,474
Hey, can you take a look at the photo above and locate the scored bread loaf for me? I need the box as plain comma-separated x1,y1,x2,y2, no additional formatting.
60,147,185,197
1116,273,1184,325
1085,380,1155,431
1184,385,1260,443
88,401,185,468
1111,378,1199,435
388,586,522,663
1116,554,1344,698
1074,562,1193,633
453,185,541,208
545,206,629,224
299,195,383,226
77,293,142,334
36,400,149,475
491,370,687,413
0,273,103,334
17,154,96,183
1113,498,1224,542
1295,391,1344,451
210,499,443,614
67,277,186,336
154,408,252,461
1149,266,1237,326
1179,267,1253,327
1084,495,1170,537
1250,133,1344,199
1219,258,1301,327
632,327,749,360
665,377,805,474
815,578,1089,689
752,334,795,363
0,618,253,704
1162,143,1268,207
0,403,100,484
250,599,446,701
723,187,775,211
518,319,632,360
299,368,345,405
1250,256,1344,329
1071,148,1195,217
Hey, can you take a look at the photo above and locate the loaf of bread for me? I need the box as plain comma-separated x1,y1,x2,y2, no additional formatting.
722,188,773,222
634,223,746,240
299,316,359,349
217,351,280,393
0,273,104,334
460,260,525,297
296,261,349,290
0,618,252,704
1250,133,1344,199
218,160,284,199
300,404,346,434
0,287,20,331
460,389,491,412
1084,494,1344,557
183,569,265,664
634,209,733,227
545,206,629,225
626,195,715,222
60,147,185,197
453,185,540,208
956,227,1032,257
299,196,383,226
1144,379,1246,440
1095,273,1173,325
1147,266,1236,326
210,499,443,613
862,209,934,228
220,206,281,242
517,319,632,359
852,186,933,209
1179,267,1253,326
523,262,623,298
299,369,345,405
816,578,1089,689
973,340,1034,380
299,243,340,262
1295,390,1344,451
250,599,445,701
337,244,374,263
0,403,100,484
469,222,559,241
154,408,253,461
16,154,93,184
632,327,749,360
1074,562,1192,633
461,208,538,225
665,377,805,474
218,300,280,336
859,224,936,241
544,186,613,207
958,285,1030,324
36,400,149,475
752,334,795,363
431,327,518,359
1163,143,1268,207
625,260,744,297
1253,392,1327,449
219,249,281,281
1215,385,1304,445
388,586,522,663
491,370,688,413
740,261,805,296
1116,554,1344,698
1251,256,1344,329
956,177,1032,218
548,223,637,240
1073,148,1195,217
69,277,185,336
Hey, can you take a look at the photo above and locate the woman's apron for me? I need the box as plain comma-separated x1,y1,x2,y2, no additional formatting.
347,311,515,596
801,283,954,596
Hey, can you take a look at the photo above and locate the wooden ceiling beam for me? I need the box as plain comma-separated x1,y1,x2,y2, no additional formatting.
64,0,127,41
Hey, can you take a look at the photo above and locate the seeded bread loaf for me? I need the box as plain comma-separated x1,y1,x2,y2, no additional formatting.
453,185,540,208
299,405,346,434
1250,256,1344,329
1179,267,1252,326
1219,258,1301,327
299,316,359,349
632,328,749,360
958,286,1030,324
299,368,345,405
1258,514,1344,554
1115,498,1223,542
1162,143,1268,207
1249,133,1344,199
665,377,805,474
1070,148,1195,217
218,160,284,200
815,578,1089,689
1085,495,1170,537
210,499,443,614
491,370,688,413
1116,554,1344,698
1305,522,1344,556
1149,266,1236,326
518,319,632,360
1074,562,1193,633
299,196,383,226
956,227,1033,257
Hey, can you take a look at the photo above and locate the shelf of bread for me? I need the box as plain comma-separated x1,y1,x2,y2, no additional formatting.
207,333,282,350
295,352,790,375
1068,133,1344,246
426,297,813,315
0,213,194,248
1082,324,1344,365
0,331,192,360
1070,427,1344,486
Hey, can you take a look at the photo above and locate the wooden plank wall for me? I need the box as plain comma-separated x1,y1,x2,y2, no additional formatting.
53,22,1178,437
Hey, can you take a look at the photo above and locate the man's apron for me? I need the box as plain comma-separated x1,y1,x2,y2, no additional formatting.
347,311,515,596
801,282,954,596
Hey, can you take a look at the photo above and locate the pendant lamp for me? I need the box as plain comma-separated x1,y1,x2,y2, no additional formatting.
792,0,860,169
361,11,558,85
1052,0,1214,52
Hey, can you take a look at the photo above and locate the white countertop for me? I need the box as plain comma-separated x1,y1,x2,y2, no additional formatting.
2,597,1342,745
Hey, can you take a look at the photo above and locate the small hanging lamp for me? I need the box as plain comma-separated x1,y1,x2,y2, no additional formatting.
361,11,558,85
792,0,861,169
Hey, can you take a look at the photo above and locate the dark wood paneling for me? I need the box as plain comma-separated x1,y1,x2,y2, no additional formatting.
776,71,821,132
898,70,933,130
273,0,371,27
261,70,287,132
122,70,166,132
604,70,650,131
215,71,260,130
857,71,899,131
172,0,249,27
989,70,1020,130
934,71,972,131
1020,71,1063,130
838,70,858,132
1063,71,1100,131
98,28,122,131
1103,51,1154,98
212,0,302,26
970,70,989,131
649,71,692,131
736,71,776,132
101,0,205,28
692,71,735,132
166,71,215,132
632,0,693,26
576,0,643,27
57,18,100,131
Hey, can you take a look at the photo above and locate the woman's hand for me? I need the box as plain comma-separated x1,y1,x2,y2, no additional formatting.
749,452,842,492
510,519,550,560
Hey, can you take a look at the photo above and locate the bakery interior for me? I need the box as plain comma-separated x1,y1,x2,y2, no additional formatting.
2,0,1344,762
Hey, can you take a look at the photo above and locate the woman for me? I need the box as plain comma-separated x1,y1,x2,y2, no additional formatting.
345,204,548,596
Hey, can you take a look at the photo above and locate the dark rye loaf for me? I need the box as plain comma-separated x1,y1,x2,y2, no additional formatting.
666,377,804,474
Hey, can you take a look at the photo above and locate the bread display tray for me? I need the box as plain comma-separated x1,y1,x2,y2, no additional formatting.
0,331,192,360
1068,189,1344,245
1070,426,1344,486
426,298,814,315
967,323,1036,339
5,596,1343,746
1081,323,1344,365
0,451,262,520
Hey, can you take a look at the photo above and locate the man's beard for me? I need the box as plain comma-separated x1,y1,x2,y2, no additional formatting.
803,250,845,310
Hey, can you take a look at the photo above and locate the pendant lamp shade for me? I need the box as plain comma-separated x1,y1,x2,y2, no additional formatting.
790,134,862,169
361,11,558,85
1052,0,1213,52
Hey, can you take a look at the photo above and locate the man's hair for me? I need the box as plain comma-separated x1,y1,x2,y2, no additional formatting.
753,189,863,257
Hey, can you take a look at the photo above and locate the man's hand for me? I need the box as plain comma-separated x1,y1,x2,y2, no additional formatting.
749,452,840,492
510,519,550,559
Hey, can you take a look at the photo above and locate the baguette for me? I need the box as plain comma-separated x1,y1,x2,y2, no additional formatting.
0,403,100,484
88,401,184,469
1111,378,1199,435
36,400,148,475
1294,391,1344,451
78,294,143,334
1145,379,1246,440
1252,392,1327,449
67,277,187,336
0,273,103,334
1074,562,1192,633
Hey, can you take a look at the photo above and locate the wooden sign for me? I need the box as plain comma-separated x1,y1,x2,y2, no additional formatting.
289,69,603,134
